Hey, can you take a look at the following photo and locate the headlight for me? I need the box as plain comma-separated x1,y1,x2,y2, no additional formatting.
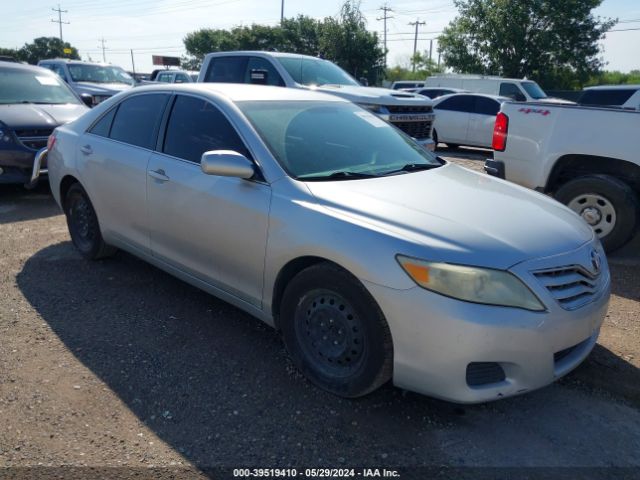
356,103,385,114
0,122,15,144
397,255,545,311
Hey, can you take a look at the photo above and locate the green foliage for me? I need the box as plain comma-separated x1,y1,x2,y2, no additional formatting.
14,37,80,64
386,52,443,83
586,70,640,86
439,0,616,88
0,47,20,60
182,1,384,85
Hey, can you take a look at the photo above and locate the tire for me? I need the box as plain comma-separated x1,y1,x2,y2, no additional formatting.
432,129,439,147
446,143,459,150
280,263,393,398
64,183,116,260
554,175,639,253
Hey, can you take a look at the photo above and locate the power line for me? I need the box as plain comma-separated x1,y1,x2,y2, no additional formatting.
51,4,70,42
408,19,426,71
376,4,393,67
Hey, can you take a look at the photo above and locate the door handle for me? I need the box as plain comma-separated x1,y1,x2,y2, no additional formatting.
148,168,170,182
80,144,93,155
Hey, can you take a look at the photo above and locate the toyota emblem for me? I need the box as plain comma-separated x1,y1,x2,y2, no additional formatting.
590,249,602,274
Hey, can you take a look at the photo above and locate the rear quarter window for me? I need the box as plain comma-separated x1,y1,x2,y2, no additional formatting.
109,94,170,149
204,57,248,83
579,89,637,107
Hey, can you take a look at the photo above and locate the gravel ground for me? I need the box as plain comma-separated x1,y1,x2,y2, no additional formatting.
1,152,640,478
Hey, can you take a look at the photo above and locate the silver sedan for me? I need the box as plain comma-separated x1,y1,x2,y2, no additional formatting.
46,84,610,403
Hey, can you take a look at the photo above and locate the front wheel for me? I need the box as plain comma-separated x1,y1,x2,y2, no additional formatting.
554,175,639,252
64,183,116,260
280,263,393,398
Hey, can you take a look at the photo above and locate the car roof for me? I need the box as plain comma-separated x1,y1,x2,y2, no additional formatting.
205,50,326,61
38,58,116,67
584,84,640,91
125,82,347,103
0,60,57,74
433,92,510,103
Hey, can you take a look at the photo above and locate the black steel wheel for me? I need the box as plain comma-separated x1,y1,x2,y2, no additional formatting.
280,263,393,398
64,183,116,260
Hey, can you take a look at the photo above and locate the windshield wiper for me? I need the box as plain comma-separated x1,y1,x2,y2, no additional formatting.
380,163,441,176
300,170,379,181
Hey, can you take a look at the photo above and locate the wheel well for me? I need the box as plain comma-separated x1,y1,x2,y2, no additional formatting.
271,256,342,329
59,175,80,209
547,155,640,194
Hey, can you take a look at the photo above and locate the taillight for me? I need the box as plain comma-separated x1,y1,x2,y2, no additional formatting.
47,133,57,151
492,112,509,151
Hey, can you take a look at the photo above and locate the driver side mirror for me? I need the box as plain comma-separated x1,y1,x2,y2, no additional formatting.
80,93,94,107
201,150,255,179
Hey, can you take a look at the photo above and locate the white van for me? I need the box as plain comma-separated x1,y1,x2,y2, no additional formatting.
425,74,565,103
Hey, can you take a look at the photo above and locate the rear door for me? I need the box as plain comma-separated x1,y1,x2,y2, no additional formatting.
433,95,473,144
80,92,170,253
147,94,271,306
467,96,501,147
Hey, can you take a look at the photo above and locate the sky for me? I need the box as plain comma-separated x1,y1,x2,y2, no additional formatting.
3,0,640,74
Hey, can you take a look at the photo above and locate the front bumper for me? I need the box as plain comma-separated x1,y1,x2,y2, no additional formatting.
363,243,611,403
0,147,48,185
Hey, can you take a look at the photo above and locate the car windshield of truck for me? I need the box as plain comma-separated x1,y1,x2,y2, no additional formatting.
68,64,134,85
276,57,359,87
521,81,547,99
239,101,441,180
0,68,81,105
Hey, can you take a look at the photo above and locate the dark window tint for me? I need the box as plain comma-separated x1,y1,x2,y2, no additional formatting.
110,94,170,149
89,108,116,137
499,83,526,101
163,95,249,163
245,57,284,86
579,89,636,107
474,96,500,116
175,73,190,83
204,57,248,83
435,95,474,112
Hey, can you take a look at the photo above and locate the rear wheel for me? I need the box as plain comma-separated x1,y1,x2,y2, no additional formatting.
554,175,639,252
280,263,393,398
64,183,116,260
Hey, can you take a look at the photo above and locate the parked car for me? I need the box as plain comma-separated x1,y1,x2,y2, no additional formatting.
486,101,640,252
198,51,436,150
432,93,508,149
414,87,468,99
426,74,571,103
578,85,640,111
390,80,425,90
38,59,134,106
44,83,609,403
153,69,198,83
0,61,88,186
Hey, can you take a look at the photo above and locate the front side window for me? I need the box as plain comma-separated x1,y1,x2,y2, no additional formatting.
435,95,474,112
204,57,248,83
239,101,441,179
109,94,170,149
0,67,81,105
157,73,172,83
276,57,359,86
163,95,250,163
521,81,547,100
499,83,526,101
67,64,134,85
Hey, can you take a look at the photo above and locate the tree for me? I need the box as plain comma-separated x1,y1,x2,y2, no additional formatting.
386,52,443,83
0,47,20,61
17,37,80,65
438,0,616,88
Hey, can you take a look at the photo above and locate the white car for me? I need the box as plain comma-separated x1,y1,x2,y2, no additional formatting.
432,93,508,149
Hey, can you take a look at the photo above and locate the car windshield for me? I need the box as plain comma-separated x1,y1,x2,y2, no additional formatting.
67,64,134,85
238,101,441,180
276,57,359,86
0,68,81,105
521,81,547,99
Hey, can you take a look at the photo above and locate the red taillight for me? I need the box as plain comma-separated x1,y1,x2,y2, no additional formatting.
492,112,509,151
47,133,56,151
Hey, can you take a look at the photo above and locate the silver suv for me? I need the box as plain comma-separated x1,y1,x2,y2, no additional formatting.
38,59,134,106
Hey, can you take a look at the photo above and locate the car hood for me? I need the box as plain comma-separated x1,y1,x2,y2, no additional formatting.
0,103,88,129
310,84,433,106
304,163,593,269
74,82,132,95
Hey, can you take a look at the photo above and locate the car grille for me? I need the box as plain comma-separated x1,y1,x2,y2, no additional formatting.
15,129,53,150
533,265,603,311
466,362,506,387
392,120,433,139
386,105,433,114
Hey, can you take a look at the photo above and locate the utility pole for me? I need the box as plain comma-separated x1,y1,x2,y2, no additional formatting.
408,19,426,72
130,49,136,76
98,37,107,62
51,4,69,42
280,0,284,24
376,4,393,68
429,39,433,63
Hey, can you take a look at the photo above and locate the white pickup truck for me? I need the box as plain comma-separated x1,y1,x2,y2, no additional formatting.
485,103,640,252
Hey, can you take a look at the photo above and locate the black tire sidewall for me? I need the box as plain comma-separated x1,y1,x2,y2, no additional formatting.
64,184,105,260
555,175,639,252
280,264,393,398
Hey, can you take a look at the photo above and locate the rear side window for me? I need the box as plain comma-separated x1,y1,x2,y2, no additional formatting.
163,95,250,163
204,57,248,83
474,96,500,116
436,95,474,112
89,108,116,137
245,57,284,86
579,89,636,107
109,94,170,149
